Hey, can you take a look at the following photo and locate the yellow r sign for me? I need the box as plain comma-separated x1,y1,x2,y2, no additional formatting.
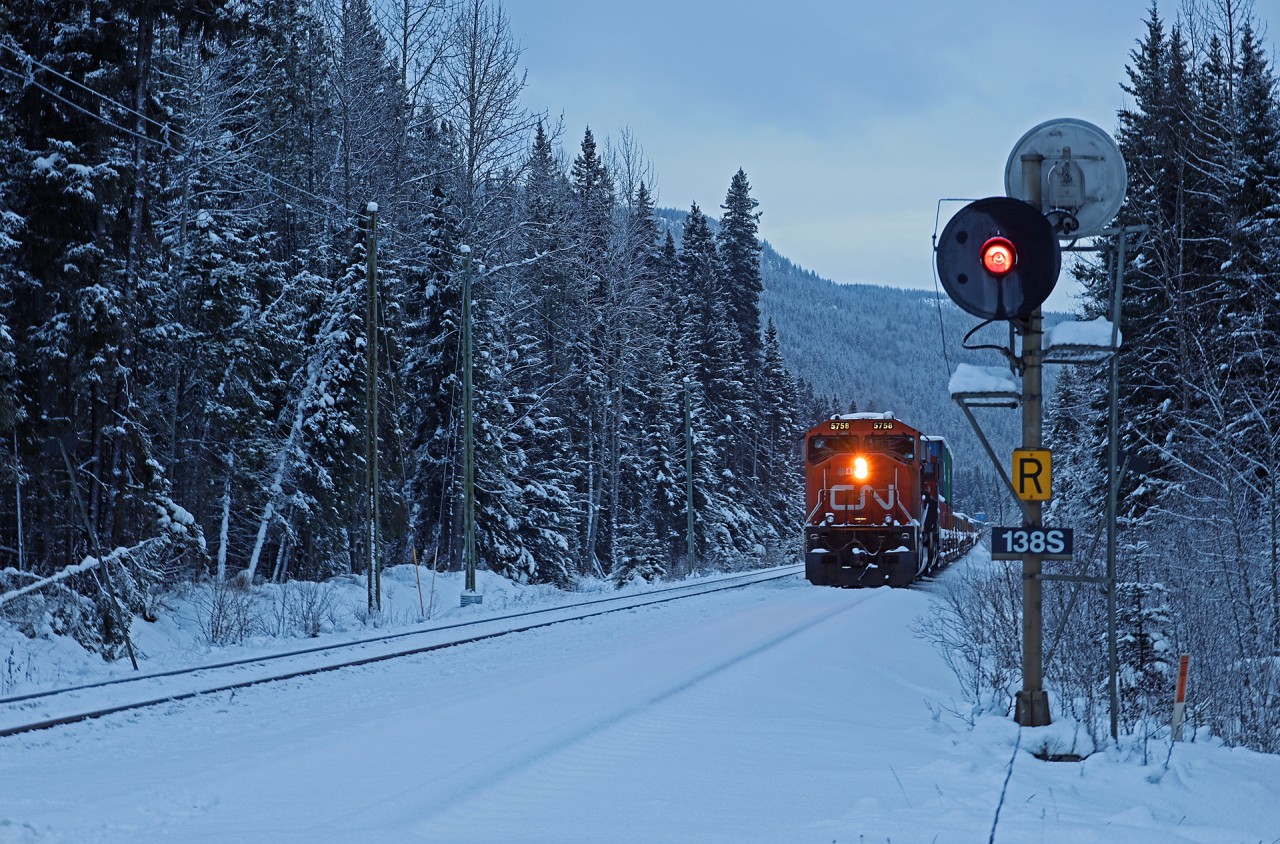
1013,449,1052,501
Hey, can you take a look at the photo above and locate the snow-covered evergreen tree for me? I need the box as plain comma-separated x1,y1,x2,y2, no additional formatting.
400,184,464,570
717,168,764,366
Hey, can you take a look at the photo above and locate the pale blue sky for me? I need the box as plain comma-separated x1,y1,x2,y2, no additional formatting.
504,0,1280,312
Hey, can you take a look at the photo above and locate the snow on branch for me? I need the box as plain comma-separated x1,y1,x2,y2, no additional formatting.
0,539,163,607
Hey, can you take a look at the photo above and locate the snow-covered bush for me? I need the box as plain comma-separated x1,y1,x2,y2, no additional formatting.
269,580,342,638
915,564,1022,720
0,569,101,651
194,578,262,647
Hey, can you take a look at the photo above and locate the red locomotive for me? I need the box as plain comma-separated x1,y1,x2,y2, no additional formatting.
803,412,978,587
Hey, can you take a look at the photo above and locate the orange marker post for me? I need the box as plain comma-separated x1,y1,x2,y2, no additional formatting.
1171,654,1190,740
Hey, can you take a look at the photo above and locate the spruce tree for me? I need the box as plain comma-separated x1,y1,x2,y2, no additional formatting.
717,168,764,365
759,320,801,534
569,126,618,576
400,185,464,570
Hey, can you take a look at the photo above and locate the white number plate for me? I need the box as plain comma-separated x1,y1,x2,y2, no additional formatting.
990,527,1073,560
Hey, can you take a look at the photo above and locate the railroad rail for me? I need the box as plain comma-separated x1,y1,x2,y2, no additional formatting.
0,565,802,738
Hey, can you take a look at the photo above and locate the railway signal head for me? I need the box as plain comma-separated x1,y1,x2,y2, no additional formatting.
980,237,1015,276
935,197,1062,320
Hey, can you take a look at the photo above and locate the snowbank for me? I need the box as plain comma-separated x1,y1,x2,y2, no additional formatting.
0,565,669,698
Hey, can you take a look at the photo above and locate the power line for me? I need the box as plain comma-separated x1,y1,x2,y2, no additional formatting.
1,40,474,259
2,41,670,356
929,197,986,378
1,41,355,224
0,64,154,148
0,63,353,236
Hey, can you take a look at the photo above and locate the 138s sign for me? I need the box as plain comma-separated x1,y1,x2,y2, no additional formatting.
990,526,1073,560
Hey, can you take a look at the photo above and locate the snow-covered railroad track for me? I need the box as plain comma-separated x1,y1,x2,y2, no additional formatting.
0,565,802,738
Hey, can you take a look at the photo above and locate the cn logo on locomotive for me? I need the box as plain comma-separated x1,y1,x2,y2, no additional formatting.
829,483,896,511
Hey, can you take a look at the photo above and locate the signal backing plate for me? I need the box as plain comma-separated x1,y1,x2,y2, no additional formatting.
1004,118,1127,239
936,197,1061,321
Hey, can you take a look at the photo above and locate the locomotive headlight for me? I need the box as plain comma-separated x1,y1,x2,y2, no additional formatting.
853,456,869,481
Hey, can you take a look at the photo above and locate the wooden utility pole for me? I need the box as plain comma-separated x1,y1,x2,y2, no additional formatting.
14,431,23,571
461,247,481,605
365,203,381,613
1104,233,1127,740
684,379,696,576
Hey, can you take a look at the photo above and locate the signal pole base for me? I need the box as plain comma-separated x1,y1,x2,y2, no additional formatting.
1015,690,1051,727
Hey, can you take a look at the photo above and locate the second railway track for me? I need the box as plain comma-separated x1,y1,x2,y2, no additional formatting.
0,565,802,739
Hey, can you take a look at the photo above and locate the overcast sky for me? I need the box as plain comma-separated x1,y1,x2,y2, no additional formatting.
504,0,1280,312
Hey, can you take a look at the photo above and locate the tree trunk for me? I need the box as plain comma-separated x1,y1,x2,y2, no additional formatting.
217,461,231,581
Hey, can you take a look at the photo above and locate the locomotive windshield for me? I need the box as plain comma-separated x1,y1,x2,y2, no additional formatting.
808,435,858,462
864,435,915,459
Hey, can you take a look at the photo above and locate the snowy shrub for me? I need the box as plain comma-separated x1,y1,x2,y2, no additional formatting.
920,558,1185,748
611,515,668,586
915,564,1023,720
271,580,341,638
0,570,102,651
353,601,387,628
195,578,262,646
3,645,34,695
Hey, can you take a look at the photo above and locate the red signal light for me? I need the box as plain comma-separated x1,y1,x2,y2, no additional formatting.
981,237,1016,276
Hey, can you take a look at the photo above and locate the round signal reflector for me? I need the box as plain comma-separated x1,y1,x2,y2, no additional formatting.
853,456,869,481
981,237,1016,276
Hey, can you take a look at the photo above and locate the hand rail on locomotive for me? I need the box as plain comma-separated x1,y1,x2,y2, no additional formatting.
805,488,828,526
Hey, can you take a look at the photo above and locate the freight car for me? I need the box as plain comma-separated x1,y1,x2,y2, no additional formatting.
803,412,979,587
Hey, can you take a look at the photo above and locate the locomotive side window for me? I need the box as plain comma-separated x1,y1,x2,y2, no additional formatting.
865,435,915,459
808,435,859,462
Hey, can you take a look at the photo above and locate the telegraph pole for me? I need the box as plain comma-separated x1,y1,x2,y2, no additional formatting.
1105,232,1127,740
365,202,381,613
684,379,696,577
14,431,23,571
461,247,481,606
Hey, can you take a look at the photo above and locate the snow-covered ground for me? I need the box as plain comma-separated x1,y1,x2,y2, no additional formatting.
0,565,663,698
4,551,1280,843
